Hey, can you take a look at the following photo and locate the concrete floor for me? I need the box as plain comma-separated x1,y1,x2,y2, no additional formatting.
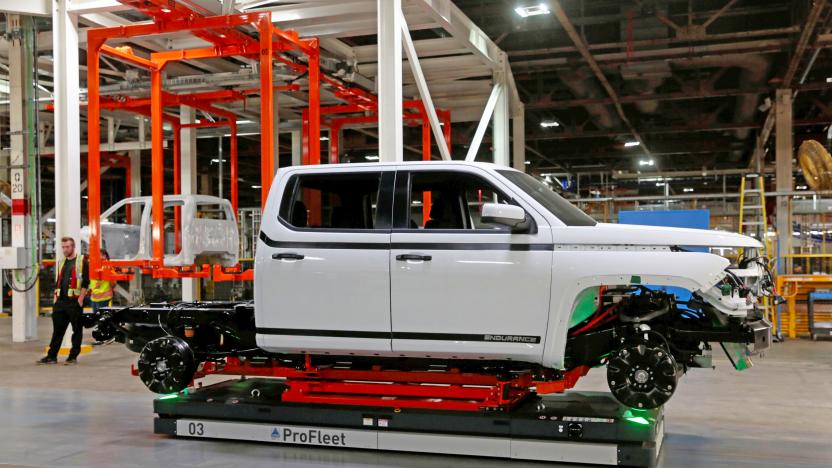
1,317,830,468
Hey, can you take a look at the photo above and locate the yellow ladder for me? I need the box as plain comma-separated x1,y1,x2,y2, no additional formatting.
739,174,777,334
739,174,770,253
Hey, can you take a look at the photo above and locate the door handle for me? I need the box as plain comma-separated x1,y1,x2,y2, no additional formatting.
396,254,432,261
273,252,305,260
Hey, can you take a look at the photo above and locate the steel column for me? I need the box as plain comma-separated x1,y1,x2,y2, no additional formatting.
422,119,432,224
492,68,510,166
512,105,526,170
173,124,181,253
129,149,142,223
329,124,341,164
258,15,274,209
85,34,103,278
230,122,238,215
291,130,302,166
301,109,310,164
272,87,279,175
308,40,321,165
377,0,403,163
775,88,793,280
149,67,164,264
53,1,82,255
8,14,37,341
180,105,198,300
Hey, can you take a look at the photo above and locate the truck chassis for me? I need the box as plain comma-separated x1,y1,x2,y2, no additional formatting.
86,285,769,411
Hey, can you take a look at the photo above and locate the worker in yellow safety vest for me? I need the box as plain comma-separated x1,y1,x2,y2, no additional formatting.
89,249,113,313
38,236,89,365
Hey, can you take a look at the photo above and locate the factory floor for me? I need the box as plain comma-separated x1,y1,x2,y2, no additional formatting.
1,317,830,468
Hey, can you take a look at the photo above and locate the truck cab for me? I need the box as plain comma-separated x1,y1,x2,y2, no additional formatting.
254,161,771,373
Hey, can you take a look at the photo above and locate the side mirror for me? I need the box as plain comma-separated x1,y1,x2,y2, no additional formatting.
481,203,531,232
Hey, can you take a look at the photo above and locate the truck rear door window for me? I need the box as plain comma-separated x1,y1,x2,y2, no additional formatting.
280,172,383,230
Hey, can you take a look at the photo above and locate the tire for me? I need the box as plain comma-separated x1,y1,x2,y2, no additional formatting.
607,336,680,409
137,336,197,394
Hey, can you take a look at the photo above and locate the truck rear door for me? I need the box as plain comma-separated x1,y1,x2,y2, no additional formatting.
254,167,394,355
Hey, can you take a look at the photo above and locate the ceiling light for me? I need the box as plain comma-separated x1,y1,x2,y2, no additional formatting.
624,141,640,148
365,155,379,161
251,185,262,189
524,161,531,165
683,187,694,193
540,120,559,128
638,159,654,166
797,185,808,190
515,4,551,18
656,182,665,187
236,120,253,124
320,136,330,141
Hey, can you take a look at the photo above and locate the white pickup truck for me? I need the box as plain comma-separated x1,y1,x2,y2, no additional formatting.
89,161,772,409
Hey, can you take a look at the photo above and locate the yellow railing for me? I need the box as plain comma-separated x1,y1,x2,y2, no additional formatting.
775,273,832,338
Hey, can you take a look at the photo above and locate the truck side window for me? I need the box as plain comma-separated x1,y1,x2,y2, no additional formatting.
280,172,382,230
408,171,512,231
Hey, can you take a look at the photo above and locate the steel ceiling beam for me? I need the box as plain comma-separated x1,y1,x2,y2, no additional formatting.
783,1,828,88
526,118,832,141
526,81,832,110
506,26,801,58
750,0,828,168
551,0,650,156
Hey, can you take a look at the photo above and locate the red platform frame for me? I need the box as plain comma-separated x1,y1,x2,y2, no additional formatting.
133,355,589,412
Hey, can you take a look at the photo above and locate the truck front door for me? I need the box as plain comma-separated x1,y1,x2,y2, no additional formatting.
389,167,553,363
255,168,394,355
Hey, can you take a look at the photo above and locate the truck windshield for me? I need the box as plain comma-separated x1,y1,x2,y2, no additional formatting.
497,170,597,226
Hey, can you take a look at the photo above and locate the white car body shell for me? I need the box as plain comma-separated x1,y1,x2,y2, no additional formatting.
254,161,762,370
81,195,239,267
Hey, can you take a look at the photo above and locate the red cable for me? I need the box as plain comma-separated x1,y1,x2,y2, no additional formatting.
570,303,619,337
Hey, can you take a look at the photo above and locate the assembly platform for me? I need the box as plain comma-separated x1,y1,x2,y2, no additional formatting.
153,378,663,466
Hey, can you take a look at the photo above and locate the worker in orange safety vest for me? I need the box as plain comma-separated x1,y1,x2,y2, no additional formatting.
38,236,89,365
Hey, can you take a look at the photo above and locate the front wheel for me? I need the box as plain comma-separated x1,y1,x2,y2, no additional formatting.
607,335,680,409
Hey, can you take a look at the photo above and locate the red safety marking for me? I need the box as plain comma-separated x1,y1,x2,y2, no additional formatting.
11,199,28,216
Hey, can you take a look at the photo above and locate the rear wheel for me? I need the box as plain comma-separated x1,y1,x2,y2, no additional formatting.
607,335,680,409
137,336,197,394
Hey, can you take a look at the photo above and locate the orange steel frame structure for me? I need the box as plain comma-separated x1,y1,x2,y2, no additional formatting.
86,10,317,281
86,6,452,282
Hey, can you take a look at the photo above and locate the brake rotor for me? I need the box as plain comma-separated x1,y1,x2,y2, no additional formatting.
607,337,679,409
137,336,197,394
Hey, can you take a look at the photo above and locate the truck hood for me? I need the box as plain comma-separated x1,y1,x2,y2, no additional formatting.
552,223,762,248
